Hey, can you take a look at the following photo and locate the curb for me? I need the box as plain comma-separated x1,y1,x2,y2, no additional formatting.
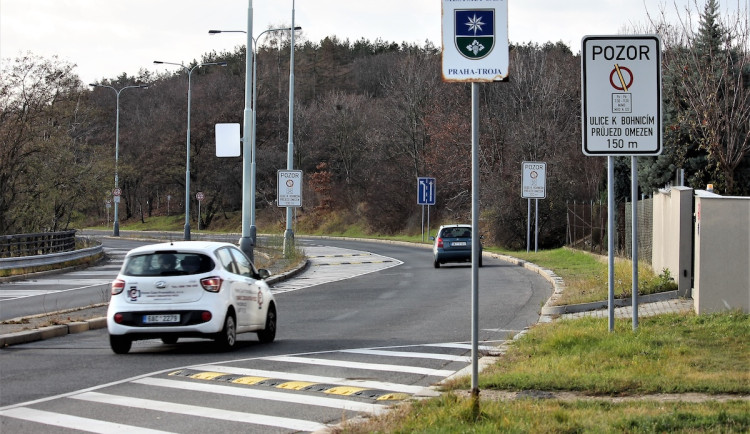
0,317,109,347
540,290,680,315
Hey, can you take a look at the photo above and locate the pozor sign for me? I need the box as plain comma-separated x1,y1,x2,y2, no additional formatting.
582,35,662,156
277,170,303,207
522,162,546,199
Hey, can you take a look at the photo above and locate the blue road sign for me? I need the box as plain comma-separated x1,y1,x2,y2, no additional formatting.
417,177,436,205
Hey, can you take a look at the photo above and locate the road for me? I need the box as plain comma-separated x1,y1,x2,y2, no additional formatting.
0,238,143,321
0,236,552,432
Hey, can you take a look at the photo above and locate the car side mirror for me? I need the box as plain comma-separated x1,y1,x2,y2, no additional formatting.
258,268,271,280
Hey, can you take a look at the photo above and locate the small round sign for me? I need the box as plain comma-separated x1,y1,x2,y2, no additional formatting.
113,188,122,196
196,192,205,201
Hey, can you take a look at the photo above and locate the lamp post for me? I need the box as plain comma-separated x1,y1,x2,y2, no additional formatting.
284,0,298,257
88,83,149,237
153,60,227,240
209,18,300,261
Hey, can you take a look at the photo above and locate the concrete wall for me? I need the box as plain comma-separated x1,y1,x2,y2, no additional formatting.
693,194,750,314
652,187,693,297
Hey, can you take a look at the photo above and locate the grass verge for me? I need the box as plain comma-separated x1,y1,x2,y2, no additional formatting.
343,395,749,433
491,247,678,305
342,312,750,433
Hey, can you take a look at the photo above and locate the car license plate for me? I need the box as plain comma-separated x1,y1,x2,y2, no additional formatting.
143,314,180,324
452,241,467,246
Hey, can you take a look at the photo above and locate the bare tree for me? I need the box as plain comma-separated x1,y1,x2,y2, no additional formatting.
646,0,750,194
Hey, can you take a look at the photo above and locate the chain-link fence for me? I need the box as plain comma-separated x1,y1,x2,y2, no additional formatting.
566,199,652,262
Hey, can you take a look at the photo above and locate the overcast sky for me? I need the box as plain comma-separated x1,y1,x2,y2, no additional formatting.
1,0,745,85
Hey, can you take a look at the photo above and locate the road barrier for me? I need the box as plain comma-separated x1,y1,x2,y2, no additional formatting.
0,230,77,258
0,231,103,271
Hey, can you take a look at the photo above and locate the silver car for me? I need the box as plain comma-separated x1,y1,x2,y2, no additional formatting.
431,224,482,268
107,241,276,354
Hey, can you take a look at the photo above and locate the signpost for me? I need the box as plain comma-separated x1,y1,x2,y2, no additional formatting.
196,192,205,230
277,170,303,207
417,177,436,241
522,162,546,252
582,36,661,156
443,0,509,398
581,35,662,332
442,1,509,82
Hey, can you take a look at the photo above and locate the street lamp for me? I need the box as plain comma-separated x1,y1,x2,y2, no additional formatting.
284,0,298,257
210,18,301,261
153,60,227,240
88,83,149,237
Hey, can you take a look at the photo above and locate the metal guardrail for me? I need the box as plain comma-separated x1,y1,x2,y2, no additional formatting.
0,230,77,258
0,244,104,271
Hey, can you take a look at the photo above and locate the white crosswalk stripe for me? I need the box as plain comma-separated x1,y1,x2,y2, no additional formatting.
0,407,173,434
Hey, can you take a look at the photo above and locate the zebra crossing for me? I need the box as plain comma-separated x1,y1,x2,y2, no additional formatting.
0,341,506,433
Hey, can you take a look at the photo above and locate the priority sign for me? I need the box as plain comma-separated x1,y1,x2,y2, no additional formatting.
581,35,662,156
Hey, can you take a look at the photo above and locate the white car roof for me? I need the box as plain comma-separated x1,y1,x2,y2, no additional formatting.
124,241,236,256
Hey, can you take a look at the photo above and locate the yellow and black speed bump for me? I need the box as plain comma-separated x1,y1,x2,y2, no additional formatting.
168,369,411,401
314,260,394,266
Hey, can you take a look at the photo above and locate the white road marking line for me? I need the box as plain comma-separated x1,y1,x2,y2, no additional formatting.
271,245,402,293
424,342,498,351
7,279,112,286
340,348,471,362
133,377,387,414
264,355,455,377
0,407,173,434
188,364,427,395
71,391,326,432
0,289,58,297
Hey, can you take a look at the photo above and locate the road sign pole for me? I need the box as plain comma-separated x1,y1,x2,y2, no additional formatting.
427,204,430,240
421,204,425,242
470,82,480,397
535,198,539,252
527,199,531,253
631,156,639,330
608,156,615,332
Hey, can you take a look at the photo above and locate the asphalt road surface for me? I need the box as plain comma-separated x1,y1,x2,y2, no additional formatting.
0,235,552,432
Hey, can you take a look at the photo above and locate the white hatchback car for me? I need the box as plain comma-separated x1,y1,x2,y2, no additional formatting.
107,241,276,354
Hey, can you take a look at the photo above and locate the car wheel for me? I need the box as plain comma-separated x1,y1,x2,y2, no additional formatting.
257,305,277,344
433,259,440,268
110,335,132,354
161,337,178,345
215,313,237,351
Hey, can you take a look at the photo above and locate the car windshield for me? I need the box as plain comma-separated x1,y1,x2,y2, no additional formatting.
441,227,471,238
122,252,214,276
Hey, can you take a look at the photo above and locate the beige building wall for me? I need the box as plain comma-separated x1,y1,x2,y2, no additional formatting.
651,187,693,297
693,195,750,314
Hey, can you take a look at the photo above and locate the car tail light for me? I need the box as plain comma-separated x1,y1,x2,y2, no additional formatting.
200,277,223,292
437,237,444,248
201,311,212,322
111,279,125,295
114,313,124,324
